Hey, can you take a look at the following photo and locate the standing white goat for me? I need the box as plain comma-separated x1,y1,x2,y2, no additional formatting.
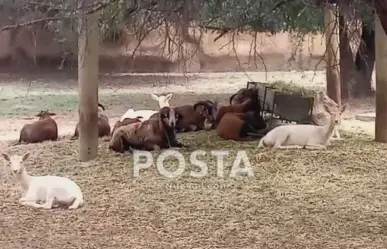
258,111,339,150
119,93,173,122
150,93,173,108
1,153,84,209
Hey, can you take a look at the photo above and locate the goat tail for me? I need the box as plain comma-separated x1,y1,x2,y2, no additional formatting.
98,103,106,111
13,134,23,146
68,196,83,209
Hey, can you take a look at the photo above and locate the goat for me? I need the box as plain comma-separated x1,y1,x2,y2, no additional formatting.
215,98,261,125
119,107,184,152
229,88,258,105
119,108,157,122
111,117,143,135
310,91,347,140
71,103,110,140
175,101,216,132
216,111,267,141
17,110,58,144
258,109,340,150
150,93,173,108
1,153,84,209
109,122,143,153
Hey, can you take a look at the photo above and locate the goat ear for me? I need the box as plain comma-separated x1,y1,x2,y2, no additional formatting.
150,94,159,100
49,112,57,116
165,93,173,100
1,153,10,162
341,103,348,113
22,153,30,161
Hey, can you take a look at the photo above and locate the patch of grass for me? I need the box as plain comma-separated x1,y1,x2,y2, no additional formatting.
0,88,231,118
1,131,387,248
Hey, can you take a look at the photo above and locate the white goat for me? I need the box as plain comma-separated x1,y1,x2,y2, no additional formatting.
119,93,173,122
150,93,173,108
258,111,339,150
1,153,84,209
312,91,347,141
119,109,157,122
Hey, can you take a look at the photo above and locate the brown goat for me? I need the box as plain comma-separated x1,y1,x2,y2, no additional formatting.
175,101,216,132
71,103,111,140
216,112,267,141
109,122,143,153
215,99,260,125
111,117,143,135
17,110,58,144
229,88,258,105
118,107,184,152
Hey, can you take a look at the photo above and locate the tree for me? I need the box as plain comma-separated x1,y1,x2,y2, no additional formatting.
78,2,100,161
324,3,341,107
374,5,387,142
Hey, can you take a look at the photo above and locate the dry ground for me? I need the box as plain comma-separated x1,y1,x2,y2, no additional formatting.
0,71,385,249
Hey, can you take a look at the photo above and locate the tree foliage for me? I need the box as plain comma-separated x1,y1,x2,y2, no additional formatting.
201,0,324,33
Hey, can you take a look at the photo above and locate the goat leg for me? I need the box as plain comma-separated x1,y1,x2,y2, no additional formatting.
168,133,186,148
273,145,304,150
142,135,165,150
19,199,48,209
189,125,198,131
304,144,327,150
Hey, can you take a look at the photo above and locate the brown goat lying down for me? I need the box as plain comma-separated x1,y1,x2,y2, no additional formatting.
216,112,267,141
71,103,111,140
229,87,258,105
215,98,259,125
109,107,184,153
175,101,216,132
109,122,143,153
111,117,143,135
18,110,58,144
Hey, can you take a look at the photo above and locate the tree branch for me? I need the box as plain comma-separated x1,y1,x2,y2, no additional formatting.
0,0,120,31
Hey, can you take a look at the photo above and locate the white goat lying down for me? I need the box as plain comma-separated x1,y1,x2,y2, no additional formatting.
119,108,156,122
119,93,173,122
1,153,84,209
258,112,339,150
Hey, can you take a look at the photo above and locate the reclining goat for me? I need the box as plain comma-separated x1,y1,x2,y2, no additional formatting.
258,109,340,150
111,107,184,152
1,153,84,209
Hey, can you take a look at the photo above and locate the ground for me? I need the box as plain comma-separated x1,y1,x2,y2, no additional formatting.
0,71,385,249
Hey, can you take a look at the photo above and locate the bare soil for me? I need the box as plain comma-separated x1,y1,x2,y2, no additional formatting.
0,71,383,249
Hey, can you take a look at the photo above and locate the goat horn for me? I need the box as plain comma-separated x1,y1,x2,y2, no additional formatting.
98,103,105,111
193,101,212,111
229,93,237,104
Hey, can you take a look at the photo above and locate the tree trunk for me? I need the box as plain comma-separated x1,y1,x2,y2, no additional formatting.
324,4,341,107
375,0,387,34
375,13,387,142
352,23,375,97
339,14,353,101
78,7,100,161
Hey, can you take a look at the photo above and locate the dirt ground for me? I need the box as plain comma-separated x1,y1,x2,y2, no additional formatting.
0,70,376,144
0,70,384,249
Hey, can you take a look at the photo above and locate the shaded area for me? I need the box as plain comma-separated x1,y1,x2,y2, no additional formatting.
1,132,387,248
